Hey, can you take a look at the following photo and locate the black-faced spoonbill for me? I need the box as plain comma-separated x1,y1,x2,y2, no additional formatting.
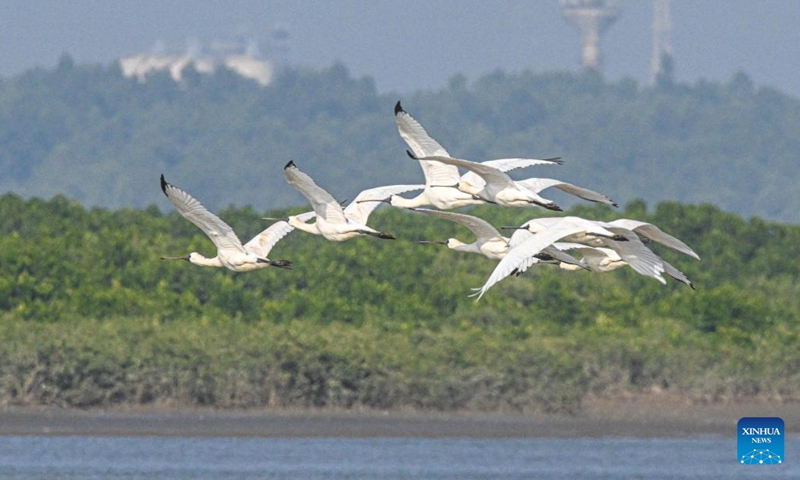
160,174,294,272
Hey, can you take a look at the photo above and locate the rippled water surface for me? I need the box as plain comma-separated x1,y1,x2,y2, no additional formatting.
1,435,798,479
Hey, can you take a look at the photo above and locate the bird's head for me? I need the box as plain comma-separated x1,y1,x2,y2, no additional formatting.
457,180,481,196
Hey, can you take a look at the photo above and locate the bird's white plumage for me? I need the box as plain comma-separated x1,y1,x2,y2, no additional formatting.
459,158,562,191
160,174,291,272
515,177,616,206
606,218,699,259
163,180,244,253
419,155,560,209
473,219,617,299
390,102,562,210
283,163,349,224
415,208,509,259
283,161,419,242
507,216,617,249
524,217,666,282
553,242,693,288
345,184,423,225
245,211,315,258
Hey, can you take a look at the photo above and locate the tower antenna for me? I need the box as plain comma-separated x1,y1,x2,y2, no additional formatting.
559,0,621,72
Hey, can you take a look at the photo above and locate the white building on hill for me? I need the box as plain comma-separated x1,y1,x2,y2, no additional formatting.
119,35,276,87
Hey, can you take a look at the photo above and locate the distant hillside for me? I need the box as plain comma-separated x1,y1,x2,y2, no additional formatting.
1,56,799,222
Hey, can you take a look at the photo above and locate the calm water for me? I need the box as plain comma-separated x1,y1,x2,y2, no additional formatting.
0,436,798,479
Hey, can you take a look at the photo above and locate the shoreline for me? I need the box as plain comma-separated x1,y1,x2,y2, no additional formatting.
1,395,798,438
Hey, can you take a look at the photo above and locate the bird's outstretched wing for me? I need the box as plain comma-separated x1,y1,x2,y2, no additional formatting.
394,101,461,187
245,211,315,257
662,259,695,289
160,174,246,254
283,161,347,224
539,245,589,270
600,227,666,283
516,178,617,207
472,222,588,300
345,184,422,225
418,155,514,188
607,219,699,259
461,158,562,190
414,208,503,241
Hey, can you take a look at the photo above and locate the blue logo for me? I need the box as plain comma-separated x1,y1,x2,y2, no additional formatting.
738,417,784,465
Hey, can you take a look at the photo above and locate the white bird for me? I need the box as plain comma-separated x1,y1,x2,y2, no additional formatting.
415,208,587,269
160,174,295,271
413,153,563,211
415,208,511,260
511,217,668,279
386,101,563,210
552,242,694,288
282,160,420,242
473,217,665,299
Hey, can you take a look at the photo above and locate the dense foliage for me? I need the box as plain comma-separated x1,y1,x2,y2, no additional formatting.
0,194,798,411
1,58,800,221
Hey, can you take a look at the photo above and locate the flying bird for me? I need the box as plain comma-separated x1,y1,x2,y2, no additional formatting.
471,216,665,299
412,153,563,210
386,101,563,209
160,174,294,271
506,216,667,282
414,208,586,269
415,208,511,260
282,160,420,242
550,242,694,288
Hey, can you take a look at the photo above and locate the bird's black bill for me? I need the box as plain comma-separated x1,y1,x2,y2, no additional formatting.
269,259,292,269
541,202,563,212
161,255,190,261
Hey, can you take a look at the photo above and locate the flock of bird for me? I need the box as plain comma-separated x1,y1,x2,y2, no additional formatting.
160,101,699,300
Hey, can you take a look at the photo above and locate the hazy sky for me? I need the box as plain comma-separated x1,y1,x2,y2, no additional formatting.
1,1,798,97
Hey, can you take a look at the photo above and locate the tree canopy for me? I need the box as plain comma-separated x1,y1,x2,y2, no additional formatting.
1,59,799,222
